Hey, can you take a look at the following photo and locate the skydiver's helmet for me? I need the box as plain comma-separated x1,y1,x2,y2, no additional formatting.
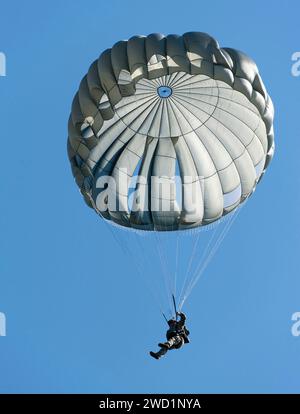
167,318,177,327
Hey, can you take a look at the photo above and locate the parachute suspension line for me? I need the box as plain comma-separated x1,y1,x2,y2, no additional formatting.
174,232,180,301
193,202,247,286
180,216,235,309
162,312,168,324
180,204,244,309
172,294,178,320
111,223,167,315
89,197,166,313
153,204,177,314
131,230,167,314
100,218,164,309
170,202,181,304
153,230,174,315
89,197,126,255
181,213,237,305
177,228,204,309
169,209,179,309
107,223,141,276
179,223,220,307
177,227,217,310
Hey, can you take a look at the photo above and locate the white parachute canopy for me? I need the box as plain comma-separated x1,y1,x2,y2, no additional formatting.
67,32,274,311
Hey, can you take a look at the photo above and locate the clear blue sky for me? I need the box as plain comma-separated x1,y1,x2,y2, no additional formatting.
0,0,300,393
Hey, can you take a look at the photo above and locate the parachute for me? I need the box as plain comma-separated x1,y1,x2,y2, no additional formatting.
67,32,274,314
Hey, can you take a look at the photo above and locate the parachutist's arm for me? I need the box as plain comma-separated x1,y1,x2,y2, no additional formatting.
176,312,186,328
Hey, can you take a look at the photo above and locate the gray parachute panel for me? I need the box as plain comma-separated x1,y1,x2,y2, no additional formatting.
68,32,275,231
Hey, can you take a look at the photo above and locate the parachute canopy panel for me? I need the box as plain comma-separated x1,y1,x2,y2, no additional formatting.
68,32,274,231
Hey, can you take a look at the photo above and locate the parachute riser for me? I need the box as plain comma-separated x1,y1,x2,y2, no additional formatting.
162,312,168,324
172,294,178,321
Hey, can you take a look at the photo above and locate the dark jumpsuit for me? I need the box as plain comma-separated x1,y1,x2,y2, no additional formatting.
150,312,189,359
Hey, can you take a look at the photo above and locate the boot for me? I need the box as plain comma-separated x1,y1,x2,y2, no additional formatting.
158,342,170,349
149,351,160,360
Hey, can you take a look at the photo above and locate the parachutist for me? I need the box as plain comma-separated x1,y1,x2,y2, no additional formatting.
150,312,190,360
68,33,274,353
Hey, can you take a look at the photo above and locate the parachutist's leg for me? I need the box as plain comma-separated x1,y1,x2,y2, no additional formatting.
159,336,178,349
150,335,185,359
161,337,178,349
168,336,184,350
149,346,169,359
158,342,171,349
